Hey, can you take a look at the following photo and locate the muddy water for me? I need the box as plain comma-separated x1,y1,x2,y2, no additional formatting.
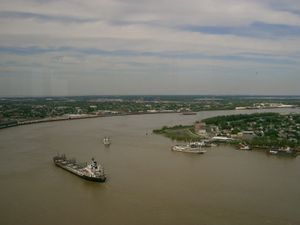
0,109,300,225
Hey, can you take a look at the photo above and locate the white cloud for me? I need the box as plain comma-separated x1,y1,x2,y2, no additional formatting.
0,0,300,95
1,18,300,57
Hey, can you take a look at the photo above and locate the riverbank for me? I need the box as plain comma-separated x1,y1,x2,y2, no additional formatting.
0,111,180,130
153,112,300,153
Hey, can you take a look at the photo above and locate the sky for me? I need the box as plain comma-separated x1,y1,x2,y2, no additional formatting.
0,0,300,96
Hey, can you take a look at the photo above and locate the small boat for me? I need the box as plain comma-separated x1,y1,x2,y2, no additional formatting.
182,112,197,115
268,150,278,155
103,137,111,146
238,143,251,150
267,147,297,157
53,154,106,182
171,144,206,154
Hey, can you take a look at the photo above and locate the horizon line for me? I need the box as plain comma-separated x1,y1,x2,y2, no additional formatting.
1,94,300,98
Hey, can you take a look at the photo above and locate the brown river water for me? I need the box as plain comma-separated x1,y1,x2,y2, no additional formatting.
0,109,300,225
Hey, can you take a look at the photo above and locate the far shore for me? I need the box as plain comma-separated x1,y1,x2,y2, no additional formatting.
0,111,180,130
1,106,299,131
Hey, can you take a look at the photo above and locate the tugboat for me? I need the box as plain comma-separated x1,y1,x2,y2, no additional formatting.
103,137,111,146
238,143,251,150
53,154,106,182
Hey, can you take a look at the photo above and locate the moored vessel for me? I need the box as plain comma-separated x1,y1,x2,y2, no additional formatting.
238,143,251,150
182,112,197,115
53,154,106,182
267,147,297,157
171,143,207,154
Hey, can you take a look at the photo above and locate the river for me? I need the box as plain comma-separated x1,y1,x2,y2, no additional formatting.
0,109,300,225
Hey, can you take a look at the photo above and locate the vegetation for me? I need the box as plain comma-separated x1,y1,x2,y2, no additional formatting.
205,113,300,148
154,112,300,149
1,95,299,130
153,125,199,141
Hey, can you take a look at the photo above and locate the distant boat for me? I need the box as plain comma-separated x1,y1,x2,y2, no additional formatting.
182,112,197,115
103,137,111,146
268,150,278,155
267,147,297,157
238,143,251,150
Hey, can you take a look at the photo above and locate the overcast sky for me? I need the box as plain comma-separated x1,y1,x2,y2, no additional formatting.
0,0,300,96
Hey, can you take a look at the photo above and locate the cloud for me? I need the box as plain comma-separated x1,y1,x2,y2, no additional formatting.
0,0,300,95
182,22,300,39
0,11,98,23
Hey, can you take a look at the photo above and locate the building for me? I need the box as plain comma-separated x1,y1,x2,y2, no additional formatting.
194,121,208,137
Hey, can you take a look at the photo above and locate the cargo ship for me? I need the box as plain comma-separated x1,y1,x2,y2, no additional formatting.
53,154,106,182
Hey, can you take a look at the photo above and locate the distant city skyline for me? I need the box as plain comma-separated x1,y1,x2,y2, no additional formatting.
1,0,300,96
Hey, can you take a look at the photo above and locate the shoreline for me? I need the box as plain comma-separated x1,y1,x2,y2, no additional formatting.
1,106,299,131
0,111,180,130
